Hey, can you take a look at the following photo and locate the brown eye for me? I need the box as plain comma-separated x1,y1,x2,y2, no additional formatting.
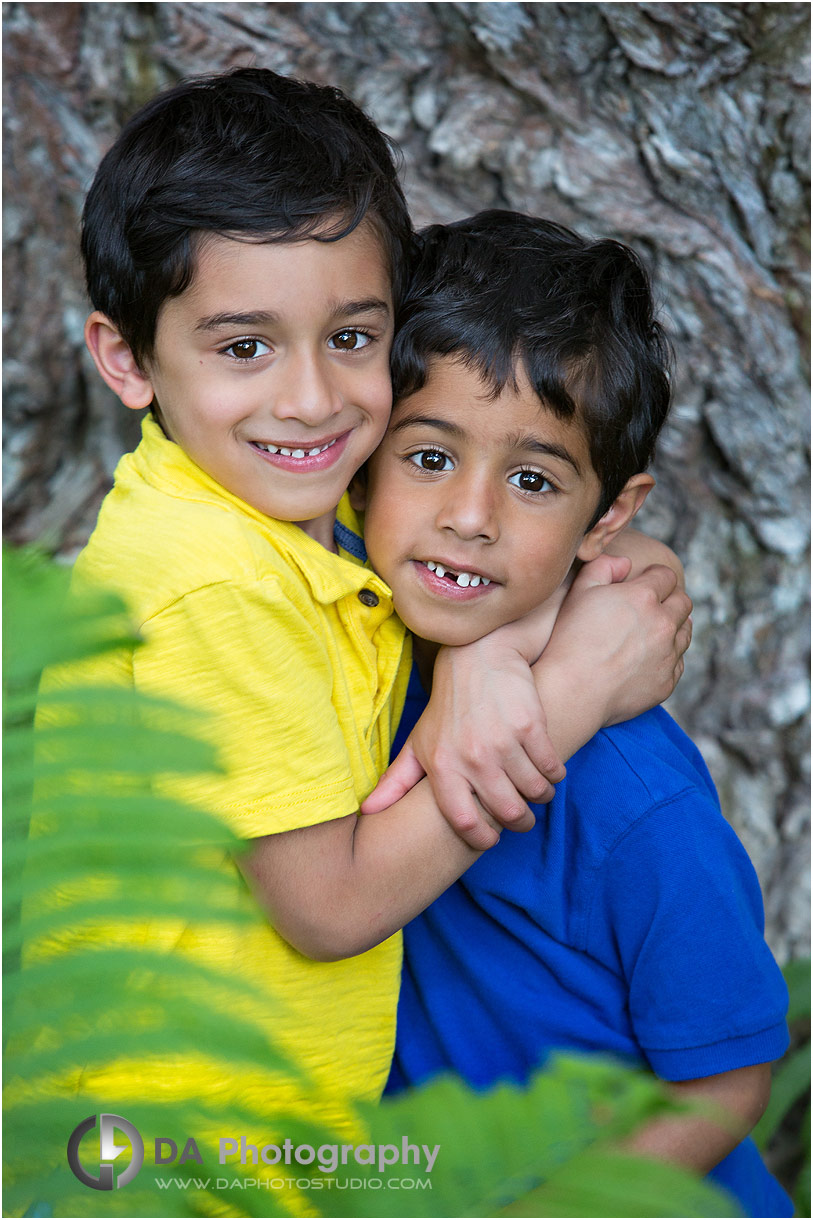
228,339,269,360
408,450,452,472
509,470,552,493
329,330,371,351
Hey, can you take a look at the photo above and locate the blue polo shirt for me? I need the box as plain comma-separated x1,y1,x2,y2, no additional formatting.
387,668,791,1218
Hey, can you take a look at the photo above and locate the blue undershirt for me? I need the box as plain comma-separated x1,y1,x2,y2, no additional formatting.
386,666,792,1218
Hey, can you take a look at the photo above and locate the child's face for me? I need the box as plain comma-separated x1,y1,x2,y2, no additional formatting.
139,224,394,546
364,357,608,647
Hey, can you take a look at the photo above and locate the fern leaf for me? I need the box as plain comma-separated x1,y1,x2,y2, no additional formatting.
2,545,743,1220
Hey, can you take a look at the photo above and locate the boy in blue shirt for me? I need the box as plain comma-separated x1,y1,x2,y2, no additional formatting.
361,211,792,1217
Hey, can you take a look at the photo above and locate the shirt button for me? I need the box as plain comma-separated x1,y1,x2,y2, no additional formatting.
358,588,379,607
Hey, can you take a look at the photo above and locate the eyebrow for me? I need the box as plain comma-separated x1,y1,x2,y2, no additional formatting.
391,414,583,474
332,297,392,320
194,297,391,333
390,415,466,439
513,434,583,475
195,311,275,332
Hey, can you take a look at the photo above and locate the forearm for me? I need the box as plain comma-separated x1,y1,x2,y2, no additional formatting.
624,1066,771,1175
529,554,691,757
242,777,495,961
479,530,684,672
364,552,690,838
529,535,687,757
531,648,609,762
462,547,689,765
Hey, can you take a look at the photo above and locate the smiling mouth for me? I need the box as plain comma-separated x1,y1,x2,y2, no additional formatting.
423,560,493,588
249,432,351,472
252,438,340,459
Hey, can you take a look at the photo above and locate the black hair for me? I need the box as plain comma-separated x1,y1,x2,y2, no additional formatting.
82,67,414,365
391,210,672,522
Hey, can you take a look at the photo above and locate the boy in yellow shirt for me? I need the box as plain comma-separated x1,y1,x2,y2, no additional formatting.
35,68,690,1144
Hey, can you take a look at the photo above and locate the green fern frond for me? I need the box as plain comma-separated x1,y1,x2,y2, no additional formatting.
3,547,303,1217
496,1146,740,1218
294,1057,739,1218
3,545,740,1218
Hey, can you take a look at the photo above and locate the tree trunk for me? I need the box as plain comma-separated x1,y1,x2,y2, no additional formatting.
3,1,809,958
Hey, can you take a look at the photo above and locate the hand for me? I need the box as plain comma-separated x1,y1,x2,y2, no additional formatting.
362,637,566,849
605,525,686,589
537,554,692,755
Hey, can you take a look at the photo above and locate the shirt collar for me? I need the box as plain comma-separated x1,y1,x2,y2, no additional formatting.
132,414,391,608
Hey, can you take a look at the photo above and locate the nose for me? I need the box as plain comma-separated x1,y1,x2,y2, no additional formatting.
273,348,344,427
435,470,500,542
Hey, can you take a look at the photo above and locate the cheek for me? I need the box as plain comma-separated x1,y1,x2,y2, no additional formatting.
363,524,394,587
359,489,390,566
514,542,574,603
369,491,398,534
370,394,394,432
359,362,394,408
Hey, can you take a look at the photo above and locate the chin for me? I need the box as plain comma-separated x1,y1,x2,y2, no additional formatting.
402,618,482,648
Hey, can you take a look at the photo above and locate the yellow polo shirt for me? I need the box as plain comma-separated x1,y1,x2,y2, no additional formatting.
30,414,410,1128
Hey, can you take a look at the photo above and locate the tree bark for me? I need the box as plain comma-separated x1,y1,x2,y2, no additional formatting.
3,1,809,957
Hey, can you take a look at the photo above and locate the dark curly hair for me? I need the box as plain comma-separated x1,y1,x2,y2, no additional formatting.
391,210,672,522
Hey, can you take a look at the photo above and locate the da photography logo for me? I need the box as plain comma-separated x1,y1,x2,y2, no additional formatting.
67,1113,144,1190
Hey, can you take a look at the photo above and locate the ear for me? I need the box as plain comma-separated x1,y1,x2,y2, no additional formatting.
576,473,655,563
84,311,155,410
